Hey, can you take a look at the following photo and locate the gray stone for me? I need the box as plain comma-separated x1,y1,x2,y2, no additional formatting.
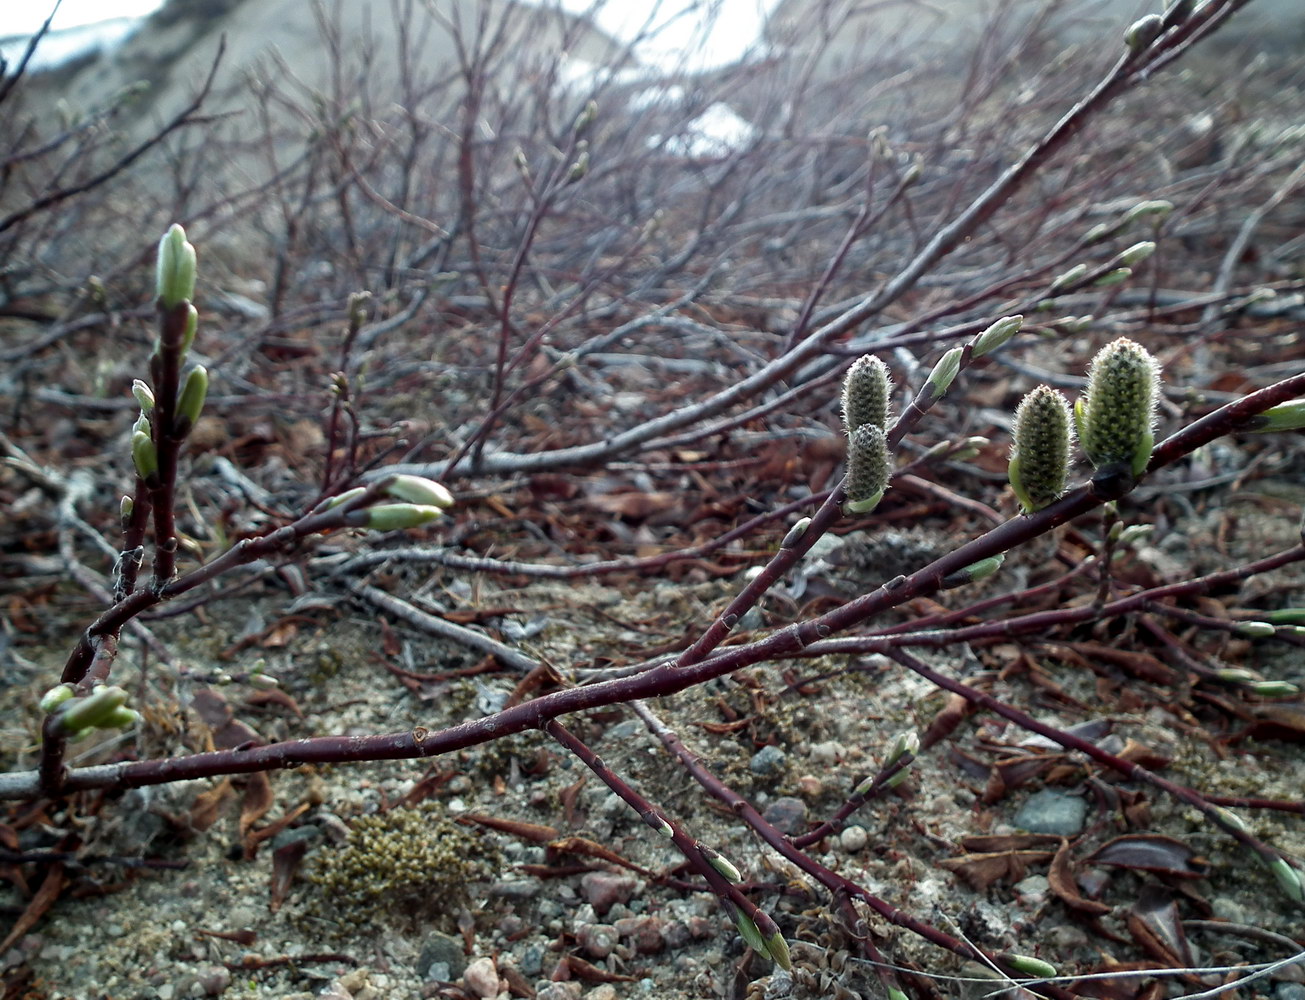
750,745,787,776
1276,985,1305,1000
580,870,638,915
839,825,868,853
762,796,807,834
520,944,546,977
1013,789,1088,836
419,931,467,980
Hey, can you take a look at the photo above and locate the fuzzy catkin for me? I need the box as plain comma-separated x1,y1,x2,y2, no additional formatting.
1009,385,1072,513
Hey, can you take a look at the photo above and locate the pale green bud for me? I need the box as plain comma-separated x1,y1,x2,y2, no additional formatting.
764,930,792,971
1115,241,1156,267
1233,621,1277,638
324,486,368,509
39,684,76,714
926,347,963,396
574,99,598,135
1055,315,1094,334
156,224,197,308
1075,338,1161,488
1124,199,1174,224
383,474,454,509
1258,608,1305,625
100,707,141,729
1049,263,1088,294
843,424,890,515
132,430,159,482
349,503,444,531
1216,668,1258,683
781,517,811,548
700,846,743,884
971,315,1022,358
1005,954,1058,979
1247,399,1305,432
55,686,129,734
1251,680,1300,697
887,990,910,1000
1113,524,1154,548
732,910,769,956
1264,857,1305,904
119,495,133,527
1094,267,1132,287
942,554,1004,589
131,379,155,412
176,365,208,432
1009,385,1072,513
249,673,281,690
566,149,589,184
133,412,151,438
886,730,920,766
1212,807,1249,833
902,159,923,186
1125,14,1164,52
841,355,891,433
1083,223,1116,245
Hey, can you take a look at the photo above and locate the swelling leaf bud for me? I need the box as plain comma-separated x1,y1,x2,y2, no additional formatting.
1049,263,1088,294
1233,621,1276,639
132,430,159,483
886,730,920,767
55,685,129,734
383,474,454,509
1005,954,1058,979
1264,857,1305,904
1124,199,1174,224
843,424,890,515
39,684,76,714
781,516,811,548
1094,267,1132,287
1251,680,1300,697
730,907,770,956
1009,385,1072,513
764,929,793,971
180,305,199,358
926,347,963,396
841,355,891,434
1246,399,1305,432
972,315,1022,358
1115,241,1156,267
941,554,1004,589
1125,13,1164,52
349,503,444,531
131,379,155,412
176,365,209,433
700,846,743,884
156,224,197,308
1076,338,1161,487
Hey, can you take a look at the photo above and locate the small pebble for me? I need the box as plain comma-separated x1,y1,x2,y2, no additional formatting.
580,871,638,915
585,987,618,1000
1013,789,1088,836
462,956,499,999
762,796,807,834
576,923,618,960
839,825,868,853
614,915,663,954
750,745,787,776
536,984,582,1000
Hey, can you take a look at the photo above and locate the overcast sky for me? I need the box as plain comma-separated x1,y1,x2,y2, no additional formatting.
3,1,777,71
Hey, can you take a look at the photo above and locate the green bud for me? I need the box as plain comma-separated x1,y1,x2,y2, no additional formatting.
1115,241,1156,267
132,430,159,483
383,474,454,509
176,365,209,432
323,486,368,509
249,673,281,690
39,684,76,714
926,347,963,396
348,291,372,328
729,906,769,956
1049,263,1088,294
942,554,1004,589
1216,668,1258,683
131,379,155,412
1124,200,1174,225
902,159,923,186
841,355,891,434
1125,13,1164,52
887,990,910,1000
1094,267,1132,287
843,424,890,515
1009,385,1072,513
1264,857,1305,904
155,224,197,308
566,149,589,184
971,315,1022,358
1256,608,1305,625
1005,954,1058,979
1055,315,1094,334
1246,399,1305,432
119,495,133,527
133,412,151,438
1076,338,1161,486
1083,222,1116,245
1251,680,1300,697
1113,524,1153,548
1212,807,1249,833
781,517,811,548
349,503,444,531
764,930,792,971
55,686,129,734
1233,621,1277,639
700,846,743,884
574,99,598,135
100,707,141,729
886,730,920,766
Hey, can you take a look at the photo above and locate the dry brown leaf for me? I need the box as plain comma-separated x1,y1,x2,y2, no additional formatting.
1047,840,1112,917
937,850,1054,891
1087,835,1209,878
0,861,63,953
461,813,559,843
239,772,276,858
188,778,235,833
